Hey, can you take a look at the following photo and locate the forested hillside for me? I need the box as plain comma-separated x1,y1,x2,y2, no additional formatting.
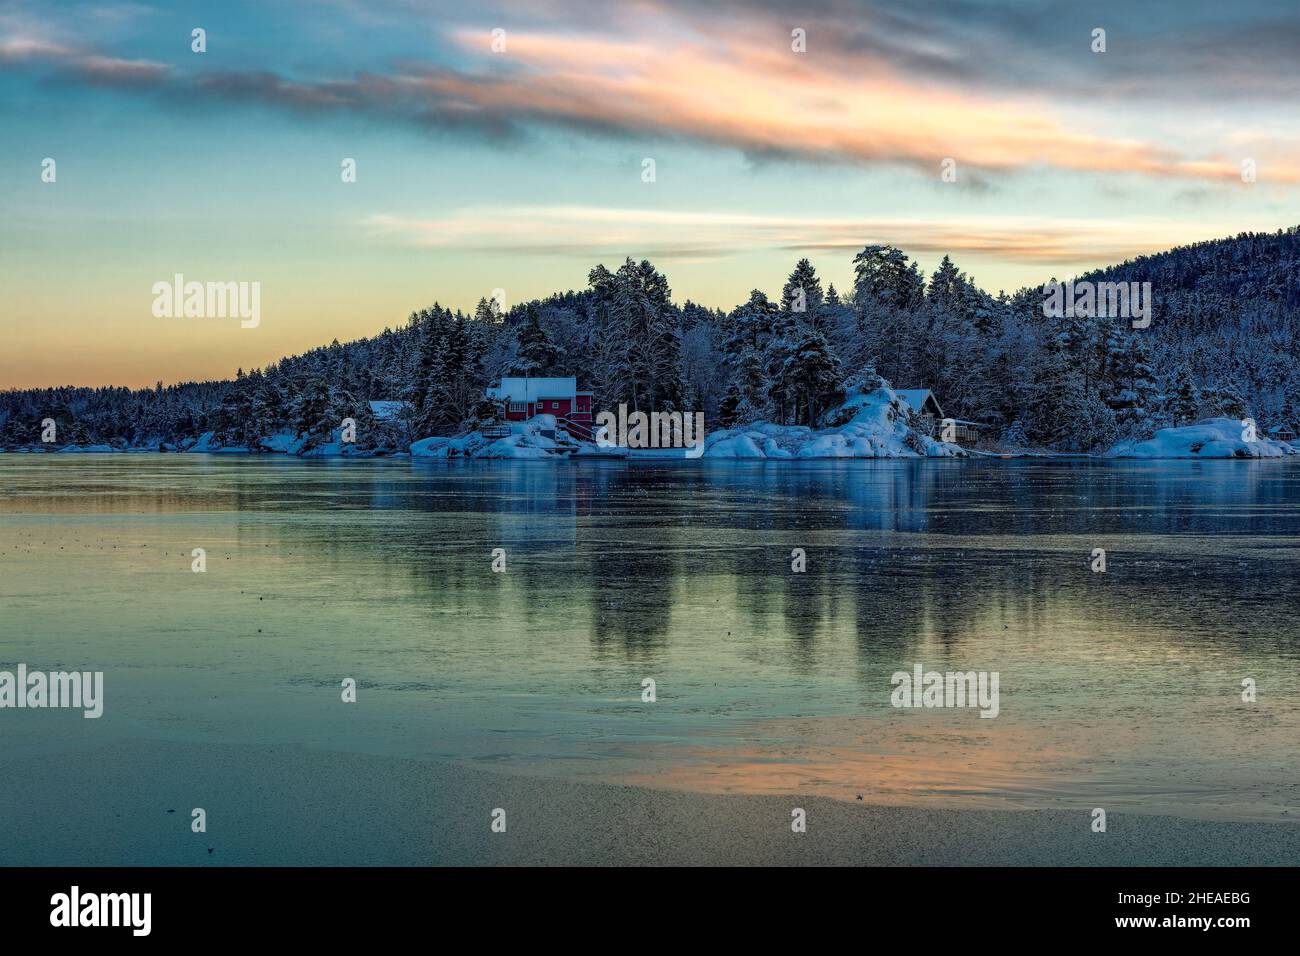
3,228,1297,453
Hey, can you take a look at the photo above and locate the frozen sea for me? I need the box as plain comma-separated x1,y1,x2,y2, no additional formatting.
2,454,1298,859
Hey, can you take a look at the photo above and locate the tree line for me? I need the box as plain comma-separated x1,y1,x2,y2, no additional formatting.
3,228,1298,453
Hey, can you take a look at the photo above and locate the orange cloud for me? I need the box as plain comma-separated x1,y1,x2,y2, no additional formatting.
436,26,1300,183
4,9,1294,183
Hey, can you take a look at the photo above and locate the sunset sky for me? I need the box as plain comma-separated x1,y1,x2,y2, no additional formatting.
2,0,1297,387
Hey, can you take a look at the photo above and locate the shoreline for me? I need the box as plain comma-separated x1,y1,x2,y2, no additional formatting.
3,448,1297,462
1,739,1296,866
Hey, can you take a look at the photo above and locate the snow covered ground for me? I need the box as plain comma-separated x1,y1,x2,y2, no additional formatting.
1107,418,1297,459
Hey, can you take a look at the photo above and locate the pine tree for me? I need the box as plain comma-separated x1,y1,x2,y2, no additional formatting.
719,290,777,421
290,370,332,442
474,296,502,324
214,369,261,449
719,348,768,426
776,329,843,425
1167,364,1201,426
852,245,924,311
1200,381,1247,420
586,259,683,412
926,255,964,309
781,258,824,316
1101,328,1157,435
511,304,560,376
1029,326,1089,448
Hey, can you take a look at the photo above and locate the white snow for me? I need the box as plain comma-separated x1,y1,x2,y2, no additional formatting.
410,414,570,459
1107,418,1298,459
184,432,249,453
49,395,1298,464
405,389,964,460
484,377,579,403
56,444,117,453
893,388,939,417
701,386,964,459
184,427,398,457
260,432,306,454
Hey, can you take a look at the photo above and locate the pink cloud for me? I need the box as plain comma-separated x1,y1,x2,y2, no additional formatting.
438,27,1298,183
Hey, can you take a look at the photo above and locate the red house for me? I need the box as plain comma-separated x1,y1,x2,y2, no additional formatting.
485,377,594,434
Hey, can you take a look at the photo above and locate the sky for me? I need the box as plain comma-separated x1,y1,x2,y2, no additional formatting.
1,0,1297,388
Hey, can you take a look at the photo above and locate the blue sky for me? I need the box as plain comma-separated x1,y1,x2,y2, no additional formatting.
1,0,1296,386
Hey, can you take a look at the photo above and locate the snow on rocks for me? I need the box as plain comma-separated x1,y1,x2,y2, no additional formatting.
182,427,402,457
701,386,965,459
257,432,306,454
410,414,571,460
408,391,965,461
1107,418,1297,459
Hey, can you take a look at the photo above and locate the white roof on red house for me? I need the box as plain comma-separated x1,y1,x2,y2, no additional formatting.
486,376,579,402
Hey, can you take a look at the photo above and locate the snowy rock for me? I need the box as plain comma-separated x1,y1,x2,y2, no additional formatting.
705,433,766,458
186,432,225,453
260,432,307,455
1107,418,1297,459
702,386,965,459
410,415,568,459
56,444,117,453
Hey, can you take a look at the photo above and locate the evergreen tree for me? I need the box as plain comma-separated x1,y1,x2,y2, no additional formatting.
926,255,964,309
474,296,502,324
1167,364,1201,426
1101,328,1158,434
776,329,843,425
511,304,560,376
852,245,924,311
781,258,824,316
290,370,332,441
719,348,768,426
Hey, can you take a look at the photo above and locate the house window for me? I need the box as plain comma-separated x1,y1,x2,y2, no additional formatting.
508,402,525,413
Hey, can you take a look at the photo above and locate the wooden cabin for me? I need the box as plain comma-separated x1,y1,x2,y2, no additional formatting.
895,388,981,447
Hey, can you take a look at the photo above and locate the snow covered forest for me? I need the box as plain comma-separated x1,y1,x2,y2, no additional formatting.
3,228,1298,454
